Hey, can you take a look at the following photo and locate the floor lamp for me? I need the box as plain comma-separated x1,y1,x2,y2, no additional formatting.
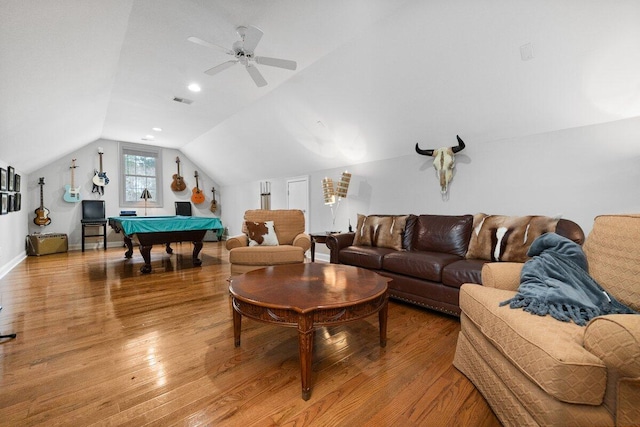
322,171,351,232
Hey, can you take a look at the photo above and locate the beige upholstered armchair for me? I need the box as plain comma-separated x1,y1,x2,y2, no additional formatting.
226,209,311,274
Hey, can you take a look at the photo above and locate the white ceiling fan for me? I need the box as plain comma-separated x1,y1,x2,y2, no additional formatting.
188,25,297,87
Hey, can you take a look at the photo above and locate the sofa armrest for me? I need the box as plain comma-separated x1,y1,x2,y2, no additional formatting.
481,262,523,291
292,233,311,253
584,314,640,424
584,315,640,378
326,232,356,264
225,234,248,250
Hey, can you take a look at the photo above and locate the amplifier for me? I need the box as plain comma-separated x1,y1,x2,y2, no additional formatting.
26,233,68,256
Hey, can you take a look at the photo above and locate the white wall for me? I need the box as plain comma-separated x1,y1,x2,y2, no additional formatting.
2,116,639,274
0,160,28,279
219,116,640,260
24,139,221,251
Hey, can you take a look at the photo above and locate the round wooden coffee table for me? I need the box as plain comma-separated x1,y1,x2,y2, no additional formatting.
228,263,390,400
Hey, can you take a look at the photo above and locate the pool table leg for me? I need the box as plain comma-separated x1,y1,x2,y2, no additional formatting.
123,236,134,259
139,245,153,273
192,241,203,266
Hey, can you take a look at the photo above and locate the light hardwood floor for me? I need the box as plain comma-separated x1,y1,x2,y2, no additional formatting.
0,242,500,426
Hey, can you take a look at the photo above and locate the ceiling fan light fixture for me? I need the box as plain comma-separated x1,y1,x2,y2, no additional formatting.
188,25,296,87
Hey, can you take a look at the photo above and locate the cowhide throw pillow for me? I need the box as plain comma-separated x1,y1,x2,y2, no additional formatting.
353,214,408,250
245,220,279,246
466,214,559,262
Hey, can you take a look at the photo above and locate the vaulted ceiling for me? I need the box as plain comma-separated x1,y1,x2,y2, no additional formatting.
2,0,639,186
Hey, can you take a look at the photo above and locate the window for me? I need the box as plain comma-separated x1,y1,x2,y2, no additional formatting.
119,143,163,208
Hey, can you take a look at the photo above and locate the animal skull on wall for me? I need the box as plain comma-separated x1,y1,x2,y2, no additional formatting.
415,135,466,194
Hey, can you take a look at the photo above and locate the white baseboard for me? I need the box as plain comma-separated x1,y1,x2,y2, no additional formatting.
0,251,27,280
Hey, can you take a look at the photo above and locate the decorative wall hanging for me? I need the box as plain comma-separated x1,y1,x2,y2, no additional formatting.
415,135,466,196
260,181,271,210
7,166,14,192
0,168,6,191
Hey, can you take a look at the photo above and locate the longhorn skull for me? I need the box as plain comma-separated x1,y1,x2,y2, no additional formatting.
415,135,466,194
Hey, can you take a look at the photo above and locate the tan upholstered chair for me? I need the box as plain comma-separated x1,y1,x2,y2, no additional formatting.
225,209,311,274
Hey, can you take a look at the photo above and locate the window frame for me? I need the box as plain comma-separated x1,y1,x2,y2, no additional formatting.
119,142,163,208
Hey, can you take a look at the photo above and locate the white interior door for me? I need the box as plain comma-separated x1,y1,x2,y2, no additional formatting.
287,176,309,232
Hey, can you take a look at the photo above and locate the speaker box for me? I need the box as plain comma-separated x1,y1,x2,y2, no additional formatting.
26,233,68,256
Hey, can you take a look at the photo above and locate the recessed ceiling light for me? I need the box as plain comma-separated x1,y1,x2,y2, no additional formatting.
142,135,155,141
188,83,201,92
152,127,162,132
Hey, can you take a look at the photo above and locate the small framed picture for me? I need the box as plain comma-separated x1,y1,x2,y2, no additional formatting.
14,174,20,192
7,166,14,192
0,193,7,215
14,193,21,211
7,194,13,212
0,168,6,191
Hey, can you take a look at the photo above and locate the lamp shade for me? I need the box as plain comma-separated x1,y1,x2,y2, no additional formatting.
140,188,152,200
321,177,335,205
335,171,351,199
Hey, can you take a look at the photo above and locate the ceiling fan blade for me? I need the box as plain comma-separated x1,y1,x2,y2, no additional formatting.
205,60,238,76
254,56,297,70
242,25,263,52
187,36,233,55
245,64,267,87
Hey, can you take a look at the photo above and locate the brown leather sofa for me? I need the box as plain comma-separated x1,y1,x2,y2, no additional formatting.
327,214,584,316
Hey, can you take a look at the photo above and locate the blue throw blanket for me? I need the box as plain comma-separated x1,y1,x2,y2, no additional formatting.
500,233,636,326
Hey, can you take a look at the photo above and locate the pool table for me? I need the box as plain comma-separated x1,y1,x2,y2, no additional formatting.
108,216,223,273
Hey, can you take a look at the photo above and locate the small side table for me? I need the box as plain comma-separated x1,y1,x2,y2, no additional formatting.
309,232,332,262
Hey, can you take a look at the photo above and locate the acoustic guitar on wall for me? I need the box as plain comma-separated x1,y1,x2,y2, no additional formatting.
63,159,81,202
171,156,187,191
34,177,52,226
92,147,109,194
191,171,205,204
210,187,217,213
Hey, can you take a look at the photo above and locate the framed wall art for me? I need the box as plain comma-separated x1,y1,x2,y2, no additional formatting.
14,192,21,211
0,168,6,191
1,193,7,215
7,166,14,192
14,174,20,192
8,194,13,212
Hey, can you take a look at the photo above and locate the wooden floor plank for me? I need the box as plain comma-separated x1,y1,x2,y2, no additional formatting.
0,242,500,426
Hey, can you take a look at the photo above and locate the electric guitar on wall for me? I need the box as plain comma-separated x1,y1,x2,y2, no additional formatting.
63,159,81,202
92,147,109,194
34,177,52,226
210,187,217,213
171,156,187,191
191,171,205,204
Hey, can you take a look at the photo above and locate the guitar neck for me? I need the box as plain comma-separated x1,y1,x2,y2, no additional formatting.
39,183,44,209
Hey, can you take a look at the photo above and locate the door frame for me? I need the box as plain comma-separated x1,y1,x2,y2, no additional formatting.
286,175,310,232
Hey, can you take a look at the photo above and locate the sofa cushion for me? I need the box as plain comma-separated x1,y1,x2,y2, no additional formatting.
411,215,473,257
245,220,279,246
383,250,461,282
229,245,304,265
466,214,559,262
353,214,409,250
459,283,607,405
338,246,395,270
442,259,489,288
